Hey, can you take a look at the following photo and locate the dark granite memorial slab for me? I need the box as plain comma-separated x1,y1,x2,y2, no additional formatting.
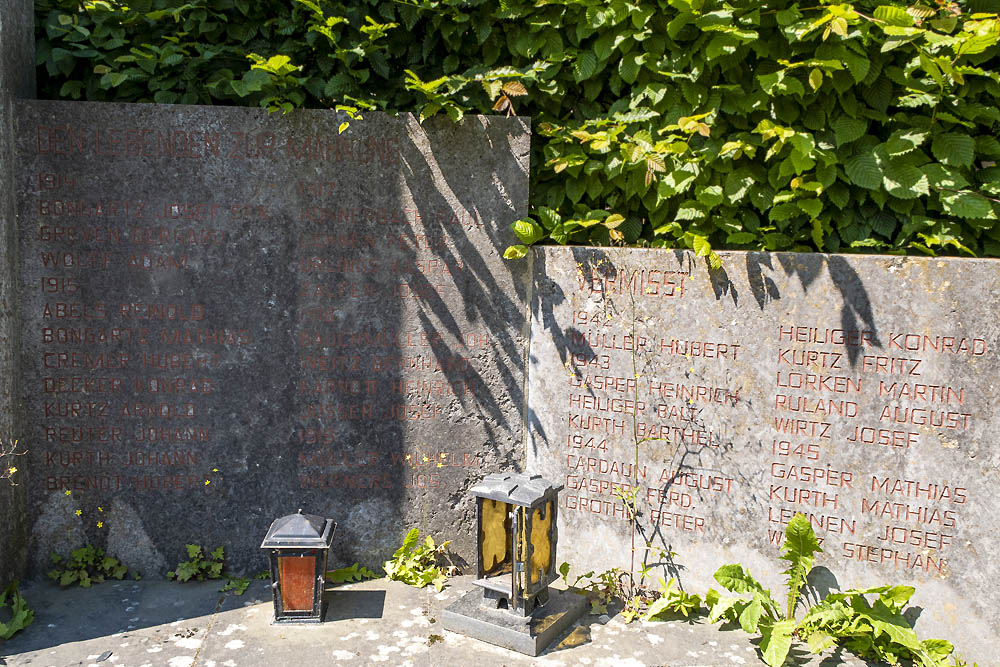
15,100,530,575
528,246,1000,661
440,587,588,656
0,0,34,587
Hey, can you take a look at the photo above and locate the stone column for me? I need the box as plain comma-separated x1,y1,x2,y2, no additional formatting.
0,0,34,587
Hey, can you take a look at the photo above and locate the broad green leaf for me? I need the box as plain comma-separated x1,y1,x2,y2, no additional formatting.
833,117,867,147
878,585,916,610
644,596,673,621
844,152,882,189
758,71,805,97
511,219,544,245
603,213,625,229
862,77,893,112
885,129,928,157
940,190,992,218
725,169,756,201
760,619,796,667
614,108,660,123
874,5,913,27
763,232,793,249
808,68,822,91
619,54,642,84
739,596,763,633
574,51,597,82
696,185,724,208
727,231,755,244
811,219,825,250
401,527,419,551
706,34,740,60
714,564,765,595
708,594,743,623
692,234,712,257
932,133,975,168
976,135,1000,158
805,629,837,653
865,600,922,651
482,79,502,99
798,199,823,218
922,164,969,189
537,207,560,230
770,202,802,221
841,50,870,83
883,162,929,198
676,201,707,221
921,638,955,662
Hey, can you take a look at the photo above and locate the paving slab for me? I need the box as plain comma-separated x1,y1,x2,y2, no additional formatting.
0,576,875,667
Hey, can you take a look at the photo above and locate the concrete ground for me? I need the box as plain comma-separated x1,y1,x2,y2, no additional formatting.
0,575,872,667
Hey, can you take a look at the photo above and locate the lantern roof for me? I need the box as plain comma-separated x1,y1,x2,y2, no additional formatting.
468,472,562,508
260,509,336,549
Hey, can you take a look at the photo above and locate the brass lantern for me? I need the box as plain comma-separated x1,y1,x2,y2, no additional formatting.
469,472,562,615
260,509,336,623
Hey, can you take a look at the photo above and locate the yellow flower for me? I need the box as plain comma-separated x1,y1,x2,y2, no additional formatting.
212,468,218,472
96,521,103,528
64,490,71,496
75,509,82,516
205,480,211,485
6,466,15,474
98,506,103,512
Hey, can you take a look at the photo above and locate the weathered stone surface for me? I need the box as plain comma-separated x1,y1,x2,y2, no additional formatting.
0,0,34,588
528,246,1000,662
16,100,530,575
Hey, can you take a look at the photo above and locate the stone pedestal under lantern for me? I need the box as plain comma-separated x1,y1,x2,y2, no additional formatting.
441,473,587,655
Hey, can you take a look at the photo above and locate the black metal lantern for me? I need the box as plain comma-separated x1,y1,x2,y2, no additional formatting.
260,509,336,623
469,472,562,616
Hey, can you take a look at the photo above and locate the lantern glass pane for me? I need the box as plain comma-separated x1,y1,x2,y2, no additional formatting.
528,501,553,585
278,555,316,612
480,499,512,576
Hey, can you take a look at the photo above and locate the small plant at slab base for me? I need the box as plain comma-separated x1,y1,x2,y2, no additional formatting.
167,544,224,582
706,513,956,667
383,528,451,591
644,577,703,621
0,581,34,640
326,563,378,584
48,546,131,587
219,577,250,595
559,562,638,617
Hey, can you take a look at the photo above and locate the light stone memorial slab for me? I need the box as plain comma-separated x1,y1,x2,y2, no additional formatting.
527,246,1000,661
16,100,530,574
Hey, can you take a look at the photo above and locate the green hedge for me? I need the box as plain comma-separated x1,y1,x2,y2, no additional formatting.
37,0,1000,261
